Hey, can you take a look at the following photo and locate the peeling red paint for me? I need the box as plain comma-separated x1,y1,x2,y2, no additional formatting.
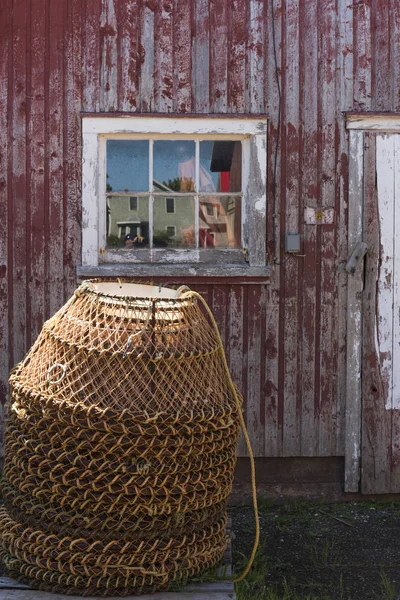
2,0,400,476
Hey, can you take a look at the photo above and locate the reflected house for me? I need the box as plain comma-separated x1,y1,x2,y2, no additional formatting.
199,196,239,248
107,179,239,249
107,180,195,247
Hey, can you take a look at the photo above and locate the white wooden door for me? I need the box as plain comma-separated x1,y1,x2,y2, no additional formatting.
346,127,400,493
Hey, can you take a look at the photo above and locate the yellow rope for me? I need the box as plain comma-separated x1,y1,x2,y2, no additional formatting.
181,291,259,583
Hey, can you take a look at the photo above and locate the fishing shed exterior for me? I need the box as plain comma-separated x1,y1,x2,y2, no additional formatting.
1,0,400,495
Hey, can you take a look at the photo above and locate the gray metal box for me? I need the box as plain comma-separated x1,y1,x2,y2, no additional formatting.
285,233,301,253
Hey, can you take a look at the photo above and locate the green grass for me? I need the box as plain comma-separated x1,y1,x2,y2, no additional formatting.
233,499,400,600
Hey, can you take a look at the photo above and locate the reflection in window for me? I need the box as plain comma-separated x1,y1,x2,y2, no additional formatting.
106,140,149,192
105,139,243,251
166,197,175,213
199,141,242,192
106,195,149,248
199,196,241,248
153,140,196,192
153,197,195,248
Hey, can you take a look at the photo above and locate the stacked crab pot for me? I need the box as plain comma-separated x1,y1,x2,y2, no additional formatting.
0,280,241,596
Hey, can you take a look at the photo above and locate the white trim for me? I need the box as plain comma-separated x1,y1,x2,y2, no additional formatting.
149,139,154,248
346,114,400,131
98,137,107,255
83,116,267,136
81,116,268,269
82,134,100,266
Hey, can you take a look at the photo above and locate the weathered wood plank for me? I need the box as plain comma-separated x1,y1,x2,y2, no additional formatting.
361,132,391,494
210,0,228,113
154,0,173,112
29,0,46,344
138,1,155,112
173,0,192,113
228,0,246,113
344,129,364,492
118,0,138,112
211,285,228,351
336,0,353,456
376,135,395,411
11,0,28,367
393,0,400,111
64,0,82,300
228,285,246,456
374,0,391,111
48,0,65,317
372,134,397,493
282,0,301,456
353,0,372,111
299,0,318,456
318,0,338,456
0,0,10,453
192,0,210,113
100,0,118,112
264,283,280,456
246,284,266,456
390,134,400,491
247,0,264,113
264,0,282,457
83,0,101,112
248,134,267,267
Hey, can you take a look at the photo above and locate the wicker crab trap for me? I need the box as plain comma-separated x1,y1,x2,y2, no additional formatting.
0,279,250,596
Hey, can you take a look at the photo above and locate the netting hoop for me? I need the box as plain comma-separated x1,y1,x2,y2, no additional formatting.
0,279,259,595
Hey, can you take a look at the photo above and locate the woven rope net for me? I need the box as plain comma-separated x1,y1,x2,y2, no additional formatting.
0,280,244,596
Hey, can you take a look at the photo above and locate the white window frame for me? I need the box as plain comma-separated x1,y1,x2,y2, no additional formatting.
80,116,268,277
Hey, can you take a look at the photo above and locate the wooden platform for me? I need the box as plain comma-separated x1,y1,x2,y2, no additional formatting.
0,580,235,600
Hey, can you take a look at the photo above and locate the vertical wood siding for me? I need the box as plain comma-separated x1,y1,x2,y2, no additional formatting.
1,0,400,463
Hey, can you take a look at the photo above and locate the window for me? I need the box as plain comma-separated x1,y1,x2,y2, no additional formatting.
165,197,175,214
80,116,267,276
166,225,176,239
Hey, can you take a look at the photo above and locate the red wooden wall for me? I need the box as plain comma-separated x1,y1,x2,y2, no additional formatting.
1,0,400,459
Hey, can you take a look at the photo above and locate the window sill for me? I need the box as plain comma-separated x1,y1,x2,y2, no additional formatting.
77,263,271,281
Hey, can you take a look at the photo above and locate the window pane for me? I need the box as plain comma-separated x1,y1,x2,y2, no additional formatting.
129,196,138,211
106,140,149,193
106,195,149,248
153,140,196,192
199,141,242,192
199,195,241,248
153,196,195,248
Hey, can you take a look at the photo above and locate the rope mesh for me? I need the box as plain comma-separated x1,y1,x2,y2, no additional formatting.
0,280,242,596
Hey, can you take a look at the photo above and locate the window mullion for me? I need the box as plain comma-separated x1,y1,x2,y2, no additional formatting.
195,139,199,249
149,139,154,249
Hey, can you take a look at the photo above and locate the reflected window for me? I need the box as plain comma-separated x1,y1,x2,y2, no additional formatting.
129,196,138,211
166,197,175,214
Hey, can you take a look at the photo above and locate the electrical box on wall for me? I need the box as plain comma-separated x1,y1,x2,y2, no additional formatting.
285,233,301,253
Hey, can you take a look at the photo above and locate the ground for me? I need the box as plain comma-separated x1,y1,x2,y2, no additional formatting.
231,499,400,600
